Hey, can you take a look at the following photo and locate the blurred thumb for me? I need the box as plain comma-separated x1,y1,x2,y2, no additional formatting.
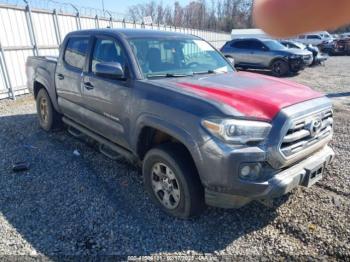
253,0,350,37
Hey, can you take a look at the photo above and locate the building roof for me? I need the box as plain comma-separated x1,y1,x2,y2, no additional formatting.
231,28,266,35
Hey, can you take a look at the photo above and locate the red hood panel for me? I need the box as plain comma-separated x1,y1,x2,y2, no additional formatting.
175,72,324,121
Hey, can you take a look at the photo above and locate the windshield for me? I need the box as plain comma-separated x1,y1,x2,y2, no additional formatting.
129,38,234,78
285,41,306,49
264,40,288,51
293,42,306,49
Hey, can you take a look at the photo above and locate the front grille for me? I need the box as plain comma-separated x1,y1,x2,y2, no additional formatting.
280,108,333,158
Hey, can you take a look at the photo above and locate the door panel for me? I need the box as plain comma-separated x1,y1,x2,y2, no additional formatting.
56,36,90,122
81,37,131,148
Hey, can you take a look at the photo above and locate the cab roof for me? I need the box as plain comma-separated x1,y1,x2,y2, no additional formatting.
69,28,198,39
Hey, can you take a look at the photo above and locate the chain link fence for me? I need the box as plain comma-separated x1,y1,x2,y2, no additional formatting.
0,1,231,100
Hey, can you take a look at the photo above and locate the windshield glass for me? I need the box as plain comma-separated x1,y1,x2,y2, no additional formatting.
292,42,306,49
264,40,288,51
129,38,234,78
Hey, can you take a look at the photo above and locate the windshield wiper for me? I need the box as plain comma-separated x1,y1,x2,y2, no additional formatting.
193,69,229,75
192,70,216,75
147,73,193,78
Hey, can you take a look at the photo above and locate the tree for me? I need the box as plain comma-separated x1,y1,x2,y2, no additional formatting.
126,0,254,32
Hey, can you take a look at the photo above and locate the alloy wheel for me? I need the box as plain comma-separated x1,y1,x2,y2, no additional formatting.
151,162,181,210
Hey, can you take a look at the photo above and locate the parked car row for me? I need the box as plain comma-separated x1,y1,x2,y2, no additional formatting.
325,37,350,56
220,38,327,77
296,31,350,56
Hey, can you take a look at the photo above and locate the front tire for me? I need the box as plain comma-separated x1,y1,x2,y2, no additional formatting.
143,143,205,219
36,88,62,131
271,59,290,77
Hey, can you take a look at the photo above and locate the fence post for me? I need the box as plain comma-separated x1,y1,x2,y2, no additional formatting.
53,9,62,45
95,15,99,29
70,4,81,30
109,16,113,28
122,19,126,28
76,12,81,30
104,10,113,28
133,20,136,29
24,3,39,56
0,42,15,100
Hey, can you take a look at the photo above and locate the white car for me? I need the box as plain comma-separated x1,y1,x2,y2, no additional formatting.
296,32,334,46
296,34,326,46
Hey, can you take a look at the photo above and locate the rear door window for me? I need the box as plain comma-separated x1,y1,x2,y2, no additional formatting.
232,40,265,50
231,40,250,49
248,40,266,50
64,37,89,70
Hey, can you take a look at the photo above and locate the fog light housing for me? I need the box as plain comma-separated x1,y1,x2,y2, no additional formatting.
239,163,262,181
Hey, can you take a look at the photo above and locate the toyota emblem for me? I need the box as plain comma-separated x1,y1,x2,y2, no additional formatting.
310,117,322,136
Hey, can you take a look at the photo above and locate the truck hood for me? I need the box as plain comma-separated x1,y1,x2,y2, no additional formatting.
287,48,313,56
152,71,324,121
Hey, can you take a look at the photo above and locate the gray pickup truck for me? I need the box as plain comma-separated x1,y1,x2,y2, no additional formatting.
26,29,335,218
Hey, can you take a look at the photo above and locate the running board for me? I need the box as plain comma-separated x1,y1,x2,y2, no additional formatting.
62,117,137,163
99,144,123,161
68,126,84,138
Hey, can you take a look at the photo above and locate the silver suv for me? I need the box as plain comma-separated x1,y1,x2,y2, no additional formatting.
221,38,313,76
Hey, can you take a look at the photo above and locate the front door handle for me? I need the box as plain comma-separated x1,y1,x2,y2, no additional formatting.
84,82,94,90
57,74,64,80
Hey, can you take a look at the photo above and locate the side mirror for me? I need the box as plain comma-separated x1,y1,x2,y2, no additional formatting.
95,62,124,79
226,56,235,67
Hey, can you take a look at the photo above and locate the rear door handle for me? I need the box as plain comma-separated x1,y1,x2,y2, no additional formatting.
57,74,64,80
84,82,94,90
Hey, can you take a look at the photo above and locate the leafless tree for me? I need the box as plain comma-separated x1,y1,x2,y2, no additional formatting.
126,0,253,32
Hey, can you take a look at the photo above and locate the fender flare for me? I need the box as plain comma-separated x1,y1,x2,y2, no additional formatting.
34,68,61,113
132,113,204,170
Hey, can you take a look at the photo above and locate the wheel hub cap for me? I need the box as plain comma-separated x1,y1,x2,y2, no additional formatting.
40,98,48,123
151,162,181,210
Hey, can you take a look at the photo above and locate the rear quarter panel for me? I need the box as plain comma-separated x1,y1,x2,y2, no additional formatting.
26,56,60,111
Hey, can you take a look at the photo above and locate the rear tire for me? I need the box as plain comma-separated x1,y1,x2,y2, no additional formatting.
36,88,62,131
143,143,205,219
271,59,290,77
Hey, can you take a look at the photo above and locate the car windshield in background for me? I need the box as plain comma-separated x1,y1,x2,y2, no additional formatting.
293,42,306,49
129,38,233,78
264,40,288,51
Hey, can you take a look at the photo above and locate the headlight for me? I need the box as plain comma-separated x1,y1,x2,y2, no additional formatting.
202,119,272,144
289,54,301,59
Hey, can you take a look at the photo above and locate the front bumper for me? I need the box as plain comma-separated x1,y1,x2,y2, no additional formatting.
204,145,335,209
304,56,313,66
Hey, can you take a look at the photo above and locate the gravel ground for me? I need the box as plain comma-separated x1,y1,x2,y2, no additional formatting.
0,56,349,260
